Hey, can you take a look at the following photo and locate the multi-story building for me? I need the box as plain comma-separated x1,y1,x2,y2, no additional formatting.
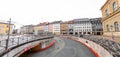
48,23,53,33
60,22,69,35
44,23,49,32
68,20,74,35
34,22,47,35
90,18,103,35
20,25,34,34
0,22,14,35
34,25,41,35
101,0,120,37
73,18,92,35
53,21,62,35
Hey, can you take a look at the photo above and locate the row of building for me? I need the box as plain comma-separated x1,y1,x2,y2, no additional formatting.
19,18,103,36
2,0,119,39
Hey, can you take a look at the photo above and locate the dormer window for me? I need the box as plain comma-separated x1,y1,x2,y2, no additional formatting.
113,2,118,11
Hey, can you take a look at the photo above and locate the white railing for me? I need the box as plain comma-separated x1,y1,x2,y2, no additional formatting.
0,35,54,57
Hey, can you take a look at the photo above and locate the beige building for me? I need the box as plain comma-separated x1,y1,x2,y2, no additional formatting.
60,22,69,35
34,22,47,35
34,25,44,35
101,0,120,38
0,22,14,35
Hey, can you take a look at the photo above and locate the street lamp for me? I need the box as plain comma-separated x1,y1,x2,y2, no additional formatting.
5,18,11,50
110,25,114,40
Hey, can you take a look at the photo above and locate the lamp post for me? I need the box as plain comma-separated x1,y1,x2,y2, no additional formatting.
5,18,11,50
110,25,114,40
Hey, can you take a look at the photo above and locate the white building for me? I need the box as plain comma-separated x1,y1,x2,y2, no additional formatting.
53,21,62,35
73,18,92,35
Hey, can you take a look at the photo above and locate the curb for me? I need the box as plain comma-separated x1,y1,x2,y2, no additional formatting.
68,37,100,57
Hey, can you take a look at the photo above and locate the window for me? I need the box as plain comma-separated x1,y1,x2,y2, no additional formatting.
106,25,109,32
114,22,119,31
113,2,117,11
105,9,109,16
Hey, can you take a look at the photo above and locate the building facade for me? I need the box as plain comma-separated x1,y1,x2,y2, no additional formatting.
68,20,74,35
48,23,53,33
0,22,14,35
101,0,120,37
34,25,41,35
60,22,69,35
44,23,49,32
73,18,92,35
90,18,103,35
20,25,34,34
53,21,62,35
34,22,46,35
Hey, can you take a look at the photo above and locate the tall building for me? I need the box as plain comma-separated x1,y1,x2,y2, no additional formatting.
101,0,120,37
0,22,14,35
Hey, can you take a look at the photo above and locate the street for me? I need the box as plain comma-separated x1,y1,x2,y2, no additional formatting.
26,37,95,57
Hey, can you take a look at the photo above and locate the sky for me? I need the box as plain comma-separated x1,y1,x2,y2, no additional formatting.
0,0,106,28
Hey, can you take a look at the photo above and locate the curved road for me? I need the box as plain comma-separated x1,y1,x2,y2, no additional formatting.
25,37,95,57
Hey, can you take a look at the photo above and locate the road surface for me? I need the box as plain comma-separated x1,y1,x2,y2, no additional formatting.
23,37,96,57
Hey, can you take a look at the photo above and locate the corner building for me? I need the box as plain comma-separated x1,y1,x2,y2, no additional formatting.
101,0,120,37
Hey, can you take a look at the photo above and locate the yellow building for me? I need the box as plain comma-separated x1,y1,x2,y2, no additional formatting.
0,22,14,35
101,0,120,38
34,25,44,35
34,22,46,35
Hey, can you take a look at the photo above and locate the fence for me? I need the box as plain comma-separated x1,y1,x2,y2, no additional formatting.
0,34,54,57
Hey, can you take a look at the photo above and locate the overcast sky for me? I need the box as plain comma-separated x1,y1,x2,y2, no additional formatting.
0,0,106,28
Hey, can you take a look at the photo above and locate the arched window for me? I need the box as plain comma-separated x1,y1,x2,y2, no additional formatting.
114,22,119,31
113,2,118,11
106,24,109,32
